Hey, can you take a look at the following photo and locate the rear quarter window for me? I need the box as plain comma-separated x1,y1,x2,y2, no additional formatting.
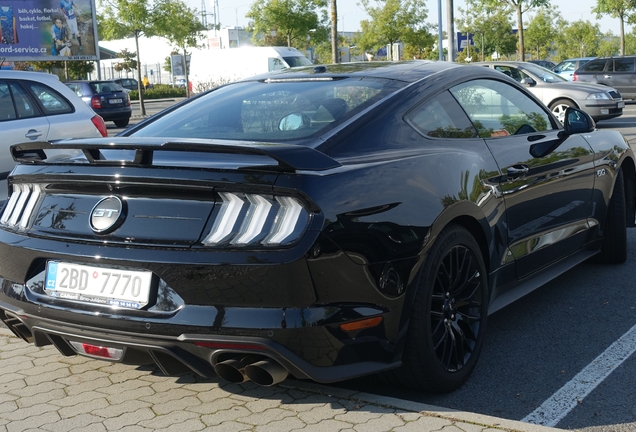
406,91,478,139
614,58,635,72
28,82,73,115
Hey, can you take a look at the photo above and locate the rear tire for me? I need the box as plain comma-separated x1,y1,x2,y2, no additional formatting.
596,169,627,264
384,224,488,392
114,119,130,128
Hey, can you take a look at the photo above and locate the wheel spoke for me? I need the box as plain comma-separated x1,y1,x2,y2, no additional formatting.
448,249,473,297
455,309,481,323
450,320,467,369
428,244,486,372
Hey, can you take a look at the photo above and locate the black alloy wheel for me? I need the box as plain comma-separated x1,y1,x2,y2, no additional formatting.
385,224,488,392
429,242,484,373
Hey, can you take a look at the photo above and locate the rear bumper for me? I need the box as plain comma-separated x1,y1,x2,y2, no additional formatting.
96,106,132,121
0,293,399,383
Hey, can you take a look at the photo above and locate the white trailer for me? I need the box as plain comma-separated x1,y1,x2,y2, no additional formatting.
188,46,313,92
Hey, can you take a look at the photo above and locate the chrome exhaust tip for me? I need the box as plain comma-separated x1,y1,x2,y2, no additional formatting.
214,355,262,383
244,359,289,386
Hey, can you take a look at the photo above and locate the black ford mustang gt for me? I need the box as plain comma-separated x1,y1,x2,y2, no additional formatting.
0,61,633,393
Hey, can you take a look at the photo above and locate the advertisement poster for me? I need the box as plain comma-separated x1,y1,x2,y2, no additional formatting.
0,0,99,61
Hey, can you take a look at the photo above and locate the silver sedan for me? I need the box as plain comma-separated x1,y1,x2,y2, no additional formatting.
1,70,108,199
474,61,624,122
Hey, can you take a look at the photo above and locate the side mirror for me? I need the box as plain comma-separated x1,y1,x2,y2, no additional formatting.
520,77,536,86
563,107,595,135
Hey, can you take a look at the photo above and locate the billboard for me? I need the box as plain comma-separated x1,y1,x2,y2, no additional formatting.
0,0,99,61
456,32,474,52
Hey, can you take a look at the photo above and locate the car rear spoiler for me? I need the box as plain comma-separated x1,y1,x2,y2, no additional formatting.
11,138,342,172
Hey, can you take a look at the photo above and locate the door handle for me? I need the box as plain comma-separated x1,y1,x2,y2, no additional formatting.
24,129,43,139
506,165,529,179
604,75,612,79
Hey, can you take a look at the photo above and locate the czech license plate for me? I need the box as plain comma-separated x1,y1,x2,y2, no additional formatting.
109,98,123,104
45,261,152,309
618,101,625,108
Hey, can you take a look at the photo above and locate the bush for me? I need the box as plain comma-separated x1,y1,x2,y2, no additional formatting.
129,84,187,100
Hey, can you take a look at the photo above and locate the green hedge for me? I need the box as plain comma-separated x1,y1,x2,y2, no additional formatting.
129,84,187,100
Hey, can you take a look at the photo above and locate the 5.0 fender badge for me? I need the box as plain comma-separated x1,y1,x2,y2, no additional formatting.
90,196,126,234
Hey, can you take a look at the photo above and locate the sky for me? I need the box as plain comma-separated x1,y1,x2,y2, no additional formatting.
184,0,625,35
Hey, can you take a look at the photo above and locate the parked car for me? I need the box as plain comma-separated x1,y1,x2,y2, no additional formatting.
552,57,595,81
0,61,634,393
111,78,139,92
476,61,624,122
528,59,556,69
0,70,107,199
573,55,636,99
65,80,132,127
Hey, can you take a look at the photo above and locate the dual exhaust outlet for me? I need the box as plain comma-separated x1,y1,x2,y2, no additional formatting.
214,355,289,386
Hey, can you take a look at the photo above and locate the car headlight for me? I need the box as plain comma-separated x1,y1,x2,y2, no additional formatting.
586,92,611,100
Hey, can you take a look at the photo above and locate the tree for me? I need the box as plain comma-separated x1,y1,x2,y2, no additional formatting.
626,31,636,54
356,0,431,60
113,49,138,75
597,31,621,56
593,0,636,55
246,0,328,49
456,0,516,61
555,20,602,58
401,26,435,59
524,7,560,60
154,1,207,97
331,0,338,63
99,0,165,116
29,61,95,80
484,0,550,60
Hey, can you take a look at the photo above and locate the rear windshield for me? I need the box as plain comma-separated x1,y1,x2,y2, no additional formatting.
520,64,567,82
127,77,405,141
90,82,125,93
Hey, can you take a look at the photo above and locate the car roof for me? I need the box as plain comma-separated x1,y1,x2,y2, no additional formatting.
66,80,123,84
245,61,473,84
0,70,62,82
473,61,527,66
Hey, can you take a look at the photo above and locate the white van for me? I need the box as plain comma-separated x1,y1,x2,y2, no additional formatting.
188,46,313,92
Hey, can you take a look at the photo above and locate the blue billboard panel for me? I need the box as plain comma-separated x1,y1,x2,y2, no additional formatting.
0,0,99,61
456,32,474,52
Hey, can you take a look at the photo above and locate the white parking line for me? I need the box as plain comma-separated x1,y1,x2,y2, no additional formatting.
522,323,636,427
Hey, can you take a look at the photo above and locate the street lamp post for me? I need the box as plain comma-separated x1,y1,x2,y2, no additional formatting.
221,4,249,27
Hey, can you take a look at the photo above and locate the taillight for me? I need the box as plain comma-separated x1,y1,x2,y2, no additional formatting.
91,96,102,109
202,192,310,247
91,115,108,137
573,73,578,81
126,94,131,106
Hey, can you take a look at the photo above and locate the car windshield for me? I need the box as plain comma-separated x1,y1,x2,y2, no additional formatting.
522,64,568,82
127,77,404,142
